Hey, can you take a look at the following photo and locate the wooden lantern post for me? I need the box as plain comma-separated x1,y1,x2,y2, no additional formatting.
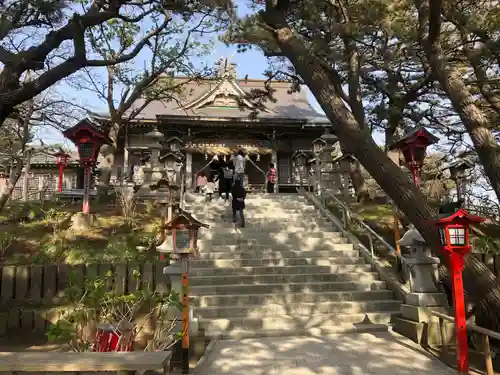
428,207,485,374
54,149,70,193
157,211,208,374
388,127,439,187
63,120,112,214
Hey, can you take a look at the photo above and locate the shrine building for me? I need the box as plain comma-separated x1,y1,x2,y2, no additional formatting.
94,58,331,192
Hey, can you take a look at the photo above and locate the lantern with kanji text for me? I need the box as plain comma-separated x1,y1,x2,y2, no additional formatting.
312,138,326,156
164,136,184,153
388,127,439,187
157,210,208,374
428,207,485,374
62,120,112,214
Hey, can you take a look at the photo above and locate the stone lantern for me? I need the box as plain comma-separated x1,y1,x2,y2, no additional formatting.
337,154,356,199
159,210,208,374
136,128,165,198
292,151,308,188
393,224,450,347
319,128,339,192
311,138,326,194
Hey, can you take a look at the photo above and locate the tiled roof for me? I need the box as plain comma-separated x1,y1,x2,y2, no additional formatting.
118,77,330,124
30,151,80,166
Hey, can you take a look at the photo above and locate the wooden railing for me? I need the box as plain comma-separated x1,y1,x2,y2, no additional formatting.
432,310,499,375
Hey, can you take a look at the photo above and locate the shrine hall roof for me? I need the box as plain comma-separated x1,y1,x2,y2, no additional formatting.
118,77,330,124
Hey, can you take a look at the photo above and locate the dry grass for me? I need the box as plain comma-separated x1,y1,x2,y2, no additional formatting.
0,201,162,265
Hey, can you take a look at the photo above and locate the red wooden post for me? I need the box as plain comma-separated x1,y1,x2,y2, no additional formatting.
429,208,486,374
82,165,91,214
449,253,468,372
58,163,64,192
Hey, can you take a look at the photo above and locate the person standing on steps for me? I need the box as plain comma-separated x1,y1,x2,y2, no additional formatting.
222,164,234,202
231,180,246,228
266,162,277,193
232,149,246,187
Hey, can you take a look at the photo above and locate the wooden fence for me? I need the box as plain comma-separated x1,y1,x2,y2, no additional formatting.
0,261,169,336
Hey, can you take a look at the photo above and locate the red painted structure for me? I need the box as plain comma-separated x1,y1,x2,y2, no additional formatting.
388,127,439,186
54,150,70,193
62,120,112,214
429,208,485,373
93,323,134,352
161,211,208,374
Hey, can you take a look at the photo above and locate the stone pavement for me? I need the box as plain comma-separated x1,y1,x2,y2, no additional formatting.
194,330,458,375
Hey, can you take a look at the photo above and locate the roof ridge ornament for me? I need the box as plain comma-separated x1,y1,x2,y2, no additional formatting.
215,56,236,80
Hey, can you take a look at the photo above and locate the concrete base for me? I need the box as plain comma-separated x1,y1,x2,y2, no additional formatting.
393,317,455,346
69,213,96,231
400,304,450,323
406,292,448,307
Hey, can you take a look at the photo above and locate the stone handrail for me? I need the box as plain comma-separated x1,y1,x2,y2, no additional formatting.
431,310,498,375
301,189,411,302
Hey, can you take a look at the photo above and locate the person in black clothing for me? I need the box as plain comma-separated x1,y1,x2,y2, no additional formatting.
231,179,246,228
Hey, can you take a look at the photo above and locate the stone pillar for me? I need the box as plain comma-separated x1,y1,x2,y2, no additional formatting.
123,147,129,183
393,230,453,346
185,152,193,190
271,149,278,193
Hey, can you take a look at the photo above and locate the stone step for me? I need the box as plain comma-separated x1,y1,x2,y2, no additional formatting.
197,249,359,260
190,280,387,295
196,213,324,220
198,312,399,333
193,290,395,307
198,232,346,243
190,256,366,268
190,264,374,277
197,218,330,225
189,202,316,210
199,223,336,231
194,300,401,319
201,323,389,339
198,237,349,249
190,271,379,286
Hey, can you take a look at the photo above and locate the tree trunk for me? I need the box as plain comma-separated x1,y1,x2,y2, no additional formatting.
269,24,500,331
0,163,23,213
349,160,370,202
415,1,500,204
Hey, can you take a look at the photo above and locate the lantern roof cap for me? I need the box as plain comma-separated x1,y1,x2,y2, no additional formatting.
150,178,180,191
337,154,356,162
62,118,113,146
53,148,70,157
292,150,310,158
430,207,486,225
388,127,439,150
159,151,184,162
447,158,474,171
164,136,184,144
162,209,209,229
144,128,165,140
399,226,426,247
320,128,339,142
312,137,327,145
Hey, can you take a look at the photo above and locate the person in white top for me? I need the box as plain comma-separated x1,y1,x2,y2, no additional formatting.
202,175,216,202
232,149,246,187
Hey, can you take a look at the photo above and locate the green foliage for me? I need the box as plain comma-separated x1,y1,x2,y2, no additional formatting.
473,236,500,255
46,271,182,352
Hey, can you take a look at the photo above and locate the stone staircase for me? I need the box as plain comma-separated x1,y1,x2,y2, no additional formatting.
184,193,401,339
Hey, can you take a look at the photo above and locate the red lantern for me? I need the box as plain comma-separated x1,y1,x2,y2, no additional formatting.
388,127,439,186
62,120,112,214
428,208,485,374
53,150,70,193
